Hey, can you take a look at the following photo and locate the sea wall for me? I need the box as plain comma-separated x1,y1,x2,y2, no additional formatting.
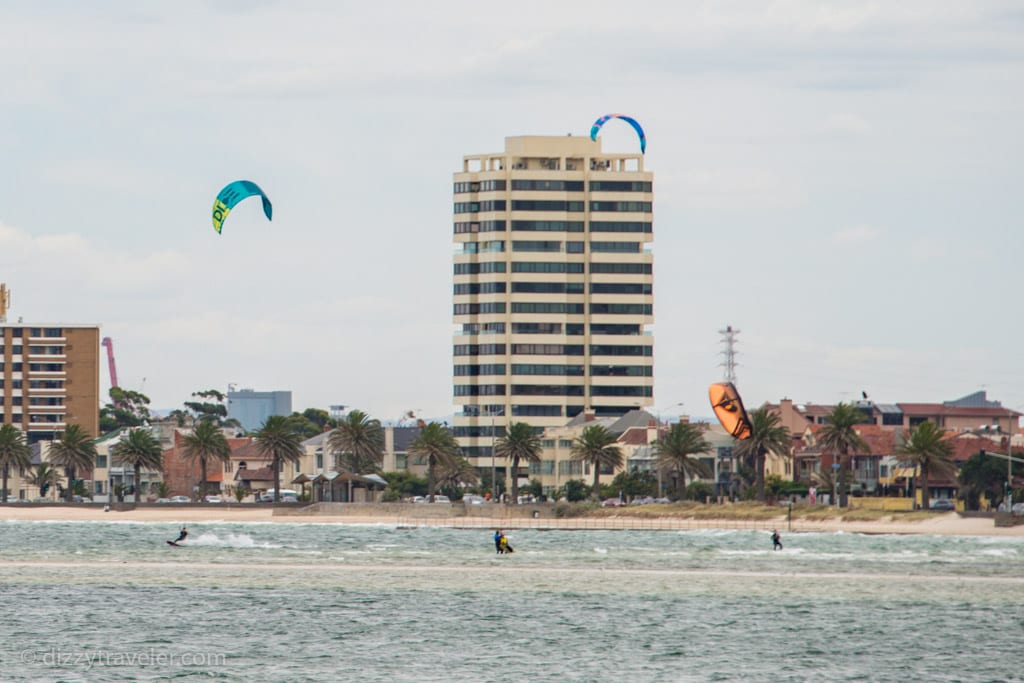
274,502,557,519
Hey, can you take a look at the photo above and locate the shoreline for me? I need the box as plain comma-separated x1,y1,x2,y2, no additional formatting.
1,505,1021,537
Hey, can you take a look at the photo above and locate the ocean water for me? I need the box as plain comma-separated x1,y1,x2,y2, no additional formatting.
1,521,1022,682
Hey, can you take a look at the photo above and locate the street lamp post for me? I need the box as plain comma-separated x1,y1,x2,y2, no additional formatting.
489,406,504,503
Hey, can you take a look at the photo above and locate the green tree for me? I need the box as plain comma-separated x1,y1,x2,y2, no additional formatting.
302,408,333,430
47,424,98,502
181,420,232,501
112,428,163,505
816,403,869,507
327,410,385,474
232,485,250,503
408,422,460,502
521,478,544,499
561,479,591,502
570,425,623,499
99,387,152,433
494,421,542,503
894,421,957,511
28,462,62,499
735,408,792,502
959,450,1020,510
654,422,712,501
0,424,31,503
380,471,428,498
184,389,228,423
253,415,304,503
284,413,323,440
604,469,658,500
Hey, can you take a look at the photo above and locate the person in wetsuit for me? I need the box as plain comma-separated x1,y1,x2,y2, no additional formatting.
771,529,782,551
174,526,188,543
494,529,503,554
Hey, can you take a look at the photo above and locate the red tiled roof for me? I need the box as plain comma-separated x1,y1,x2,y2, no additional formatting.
617,428,651,446
235,466,275,482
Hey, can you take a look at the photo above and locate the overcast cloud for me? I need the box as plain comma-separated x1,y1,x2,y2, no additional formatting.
1,1,1022,421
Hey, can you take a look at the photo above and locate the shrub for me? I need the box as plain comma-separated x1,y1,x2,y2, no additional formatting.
685,481,713,502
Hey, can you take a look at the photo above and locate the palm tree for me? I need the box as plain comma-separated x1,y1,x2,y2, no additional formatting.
48,424,97,502
895,421,957,510
816,403,869,507
327,409,385,474
28,462,63,499
811,468,838,505
0,424,32,503
495,421,542,503
570,425,623,499
653,422,712,501
408,422,460,502
735,408,792,502
112,428,163,505
253,415,303,502
181,420,232,501
438,456,480,496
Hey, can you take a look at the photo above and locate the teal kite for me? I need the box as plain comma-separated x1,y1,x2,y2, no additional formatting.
212,180,272,234
590,114,647,154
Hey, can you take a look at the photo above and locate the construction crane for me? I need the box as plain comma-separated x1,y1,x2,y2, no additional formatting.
101,337,119,389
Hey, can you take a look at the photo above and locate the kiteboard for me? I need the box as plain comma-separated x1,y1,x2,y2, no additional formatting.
166,541,182,547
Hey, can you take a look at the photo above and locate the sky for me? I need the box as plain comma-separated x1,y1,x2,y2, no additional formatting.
1,1,1022,423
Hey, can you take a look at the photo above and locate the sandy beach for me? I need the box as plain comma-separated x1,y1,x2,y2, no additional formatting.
1,504,1021,536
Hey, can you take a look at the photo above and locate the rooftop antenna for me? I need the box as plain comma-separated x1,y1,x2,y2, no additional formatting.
0,283,9,323
719,325,740,383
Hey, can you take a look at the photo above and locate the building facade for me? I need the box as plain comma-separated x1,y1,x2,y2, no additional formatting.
0,323,100,444
452,135,655,463
227,388,292,432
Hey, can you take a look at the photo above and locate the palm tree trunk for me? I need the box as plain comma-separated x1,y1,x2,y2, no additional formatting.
592,461,600,499
273,459,281,503
134,463,142,506
920,463,929,510
839,451,850,508
677,471,685,500
427,455,435,503
66,466,75,502
511,456,520,503
200,458,208,502
756,449,766,502
2,465,8,503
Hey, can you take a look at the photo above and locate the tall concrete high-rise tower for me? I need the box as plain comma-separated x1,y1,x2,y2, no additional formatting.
452,135,654,462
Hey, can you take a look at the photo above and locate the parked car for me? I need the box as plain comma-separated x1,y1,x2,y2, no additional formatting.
431,495,451,504
167,495,191,503
411,496,427,503
930,499,956,511
203,495,223,504
155,498,171,504
259,490,299,503
601,498,626,508
463,494,486,505
1011,502,1024,515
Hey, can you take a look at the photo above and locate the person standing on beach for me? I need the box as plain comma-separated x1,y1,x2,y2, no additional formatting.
771,529,783,551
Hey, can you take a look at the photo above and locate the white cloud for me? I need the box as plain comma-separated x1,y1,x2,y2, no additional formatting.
832,224,881,245
822,113,871,135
